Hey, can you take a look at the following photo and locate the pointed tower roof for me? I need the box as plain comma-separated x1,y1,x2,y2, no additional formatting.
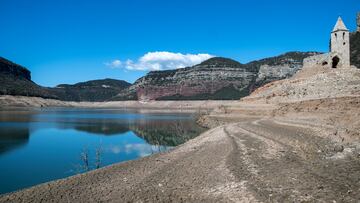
332,17,349,32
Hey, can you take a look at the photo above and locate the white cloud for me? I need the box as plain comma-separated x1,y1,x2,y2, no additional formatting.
124,143,153,157
105,59,122,68
105,51,214,71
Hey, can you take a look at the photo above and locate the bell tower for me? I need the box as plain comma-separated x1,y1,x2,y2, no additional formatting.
330,17,350,68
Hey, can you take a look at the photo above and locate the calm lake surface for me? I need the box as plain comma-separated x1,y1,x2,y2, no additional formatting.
0,108,205,194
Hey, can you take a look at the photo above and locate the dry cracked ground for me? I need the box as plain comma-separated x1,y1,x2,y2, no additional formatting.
1,115,359,202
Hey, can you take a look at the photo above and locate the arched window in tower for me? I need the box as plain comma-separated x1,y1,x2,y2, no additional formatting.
335,33,337,39
332,56,340,68
343,32,345,40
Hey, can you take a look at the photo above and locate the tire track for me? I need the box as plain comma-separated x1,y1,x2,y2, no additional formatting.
224,119,360,202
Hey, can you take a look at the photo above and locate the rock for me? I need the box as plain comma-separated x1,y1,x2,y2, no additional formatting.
0,57,57,99
334,145,345,153
0,57,31,80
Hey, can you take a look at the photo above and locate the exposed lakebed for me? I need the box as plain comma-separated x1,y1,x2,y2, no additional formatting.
0,108,205,194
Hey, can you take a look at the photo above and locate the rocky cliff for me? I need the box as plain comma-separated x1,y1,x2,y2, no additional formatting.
0,57,56,99
0,57,131,101
0,57,31,80
248,52,320,90
114,52,318,101
116,57,257,101
114,30,360,102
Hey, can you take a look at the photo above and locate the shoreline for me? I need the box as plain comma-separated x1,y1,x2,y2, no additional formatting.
0,95,237,112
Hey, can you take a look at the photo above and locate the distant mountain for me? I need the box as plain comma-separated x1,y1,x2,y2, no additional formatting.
52,79,131,102
0,57,131,101
113,57,257,101
248,52,321,90
350,31,360,68
113,52,319,101
2,40,358,102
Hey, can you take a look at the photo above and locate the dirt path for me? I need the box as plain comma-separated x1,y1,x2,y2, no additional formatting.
225,120,360,202
1,118,359,202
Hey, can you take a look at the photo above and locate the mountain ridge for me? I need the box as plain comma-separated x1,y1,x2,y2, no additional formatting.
0,58,131,102
1,32,359,102
113,52,320,101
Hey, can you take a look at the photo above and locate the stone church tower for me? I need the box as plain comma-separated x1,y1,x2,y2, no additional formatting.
330,17,350,68
303,16,352,69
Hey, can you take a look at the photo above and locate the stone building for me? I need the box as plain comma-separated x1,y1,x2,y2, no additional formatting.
330,17,350,67
303,17,350,69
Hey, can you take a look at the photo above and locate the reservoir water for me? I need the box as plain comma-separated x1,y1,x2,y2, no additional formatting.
0,108,205,194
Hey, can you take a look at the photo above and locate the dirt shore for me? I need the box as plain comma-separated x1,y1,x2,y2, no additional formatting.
0,95,235,112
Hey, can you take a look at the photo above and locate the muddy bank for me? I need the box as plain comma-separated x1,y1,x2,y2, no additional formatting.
0,95,234,112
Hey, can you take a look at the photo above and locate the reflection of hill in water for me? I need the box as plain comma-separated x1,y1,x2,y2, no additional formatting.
129,120,205,146
66,118,204,147
73,122,130,135
0,125,30,155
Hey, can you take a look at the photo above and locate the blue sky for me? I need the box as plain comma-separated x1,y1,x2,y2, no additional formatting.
0,0,359,87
